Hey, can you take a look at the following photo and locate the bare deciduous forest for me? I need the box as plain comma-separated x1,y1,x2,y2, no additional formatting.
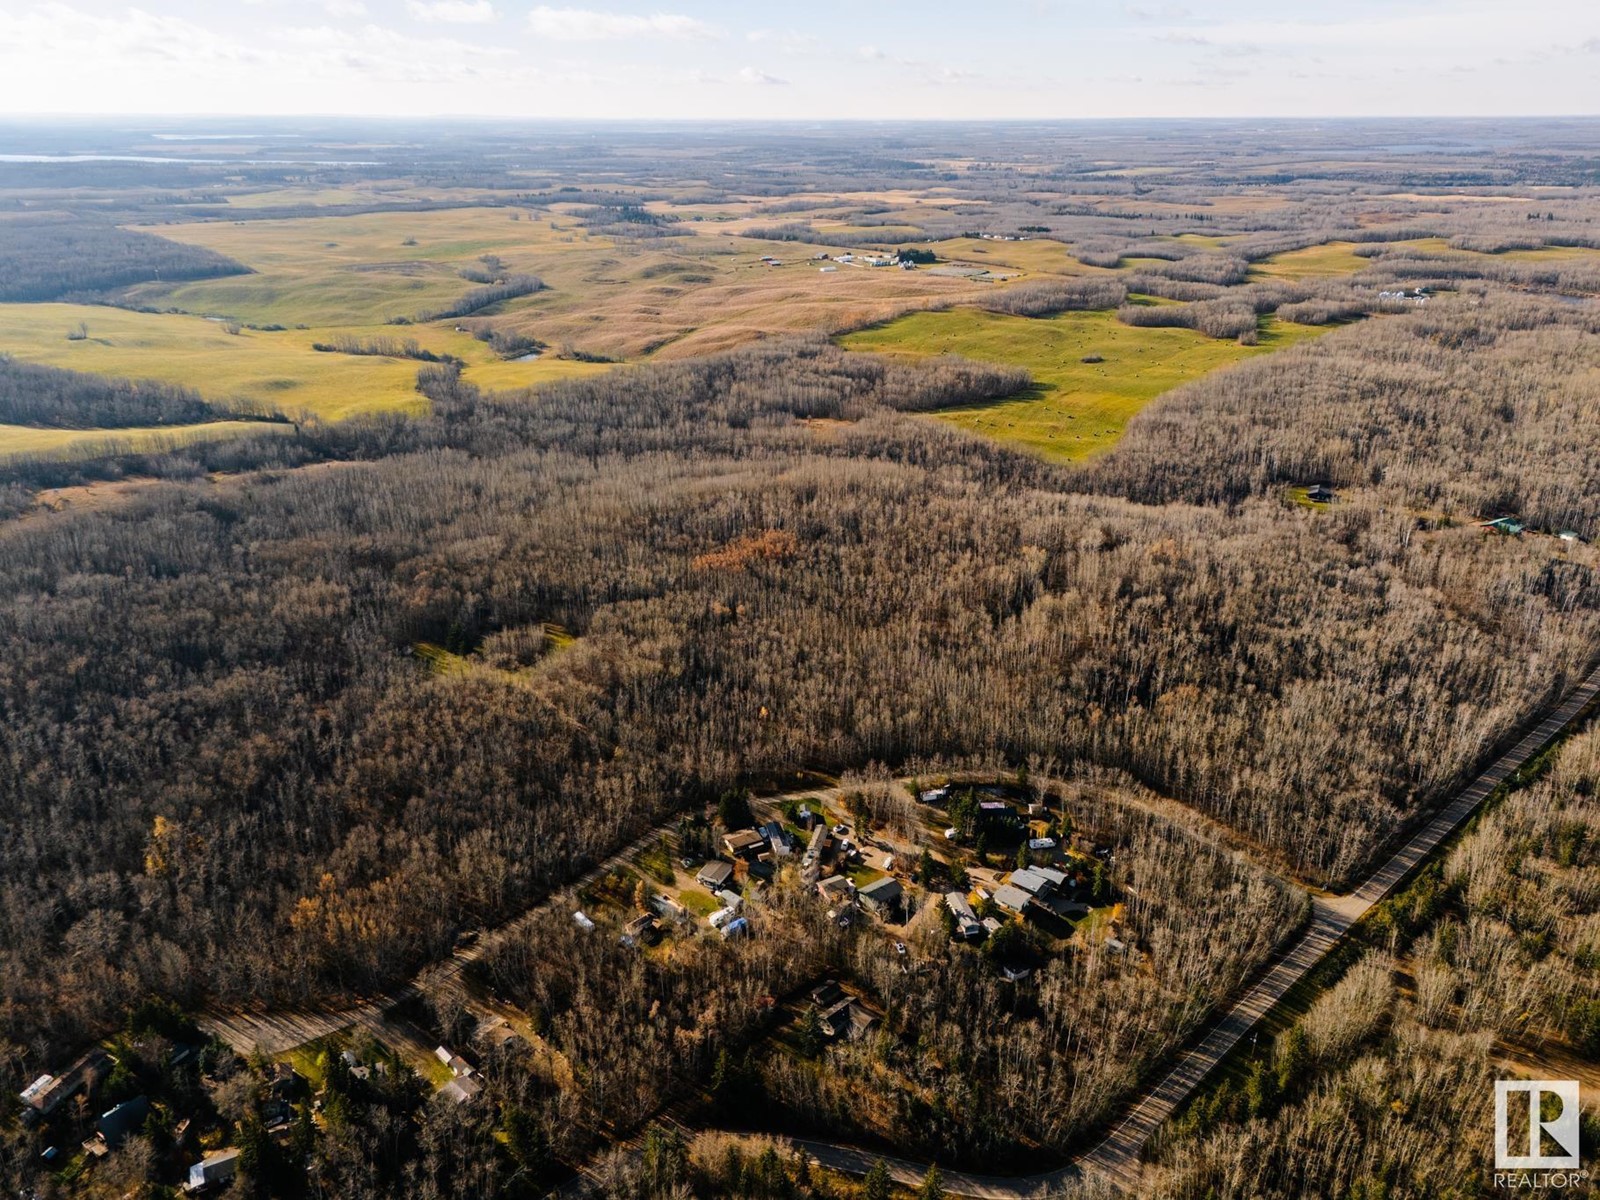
1150,721,1600,1199
2,118,1600,1199
0,219,248,303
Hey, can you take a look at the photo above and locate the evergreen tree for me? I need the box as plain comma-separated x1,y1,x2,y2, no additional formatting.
1275,1024,1311,1097
1090,859,1110,904
710,1047,730,1096
642,1125,687,1195
755,1145,788,1198
718,788,754,830
793,1147,812,1191
504,1105,550,1177
799,1005,825,1058
863,1158,893,1200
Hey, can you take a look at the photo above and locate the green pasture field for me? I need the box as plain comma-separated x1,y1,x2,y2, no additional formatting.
840,306,1328,461
1249,241,1370,279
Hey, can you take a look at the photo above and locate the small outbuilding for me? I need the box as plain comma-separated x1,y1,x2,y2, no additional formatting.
696,860,735,891
185,1148,241,1193
439,1075,483,1104
816,875,855,903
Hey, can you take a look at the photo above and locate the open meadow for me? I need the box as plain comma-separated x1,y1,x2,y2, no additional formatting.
841,307,1328,459
1,169,1572,474
0,302,612,422
2,196,1281,457
1250,241,1371,280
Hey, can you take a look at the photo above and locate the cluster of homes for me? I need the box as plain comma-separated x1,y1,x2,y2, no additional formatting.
684,810,909,935
17,1045,250,1193
433,1043,483,1104
990,866,1095,921
18,1048,113,1130
812,251,917,271
802,815,904,925
692,820,794,938
942,865,1092,940
21,1050,166,1174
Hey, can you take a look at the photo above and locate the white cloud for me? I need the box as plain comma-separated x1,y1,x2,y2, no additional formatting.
277,22,514,81
526,6,716,40
1,0,1597,120
735,66,787,85
0,4,263,70
244,0,368,12
855,42,979,84
407,0,495,22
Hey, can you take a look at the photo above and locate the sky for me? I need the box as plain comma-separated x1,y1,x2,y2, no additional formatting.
1,0,1599,119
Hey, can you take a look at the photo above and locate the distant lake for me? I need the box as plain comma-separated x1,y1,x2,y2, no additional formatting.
0,153,380,165
150,133,305,141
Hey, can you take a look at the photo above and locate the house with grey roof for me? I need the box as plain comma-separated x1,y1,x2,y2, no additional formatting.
857,876,903,918
992,884,1035,914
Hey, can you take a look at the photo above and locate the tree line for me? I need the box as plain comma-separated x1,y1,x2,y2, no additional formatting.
0,219,248,303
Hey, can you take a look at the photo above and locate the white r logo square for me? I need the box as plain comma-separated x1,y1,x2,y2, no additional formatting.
1496,1080,1581,1170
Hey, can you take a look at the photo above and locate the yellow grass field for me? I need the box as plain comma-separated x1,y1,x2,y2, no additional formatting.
224,187,382,209
1255,236,1600,277
841,307,1328,461
1391,236,1600,264
1250,241,1371,279
0,418,288,460
0,304,607,422
0,304,430,420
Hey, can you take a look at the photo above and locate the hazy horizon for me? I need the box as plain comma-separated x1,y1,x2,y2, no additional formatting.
0,0,1597,121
